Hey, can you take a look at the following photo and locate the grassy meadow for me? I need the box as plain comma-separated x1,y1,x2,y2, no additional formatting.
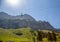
0,28,60,42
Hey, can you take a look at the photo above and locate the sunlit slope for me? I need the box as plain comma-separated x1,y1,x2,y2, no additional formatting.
0,28,33,42
0,28,60,42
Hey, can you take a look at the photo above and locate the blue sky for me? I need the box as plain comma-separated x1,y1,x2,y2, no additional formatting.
0,0,60,29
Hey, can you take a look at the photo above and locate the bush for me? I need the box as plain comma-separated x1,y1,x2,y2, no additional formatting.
47,31,57,42
37,31,43,41
58,36,60,38
30,30,37,36
15,32,23,36
0,41,3,42
52,31,57,41
47,32,53,41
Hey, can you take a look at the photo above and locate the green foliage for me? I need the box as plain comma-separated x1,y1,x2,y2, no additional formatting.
37,31,43,41
47,32,53,41
52,31,57,41
0,28,33,42
0,28,60,42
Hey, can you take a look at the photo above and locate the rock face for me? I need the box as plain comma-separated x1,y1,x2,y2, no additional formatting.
0,12,35,21
0,12,54,30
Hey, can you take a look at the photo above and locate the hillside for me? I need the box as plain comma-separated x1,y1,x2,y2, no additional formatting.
0,28,60,42
0,12,55,30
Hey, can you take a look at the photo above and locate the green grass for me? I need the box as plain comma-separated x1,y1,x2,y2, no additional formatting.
0,28,33,42
0,28,60,42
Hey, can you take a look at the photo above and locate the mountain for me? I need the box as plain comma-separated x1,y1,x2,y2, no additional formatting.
0,12,11,19
54,29,60,33
0,12,55,30
0,12,35,21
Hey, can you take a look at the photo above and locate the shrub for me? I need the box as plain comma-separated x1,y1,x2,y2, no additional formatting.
52,31,57,41
37,31,43,41
0,41,3,42
15,32,23,36
58,36,60,38
47,32,53,41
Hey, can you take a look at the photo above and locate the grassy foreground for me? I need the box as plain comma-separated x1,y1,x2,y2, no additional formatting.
0,28,60,42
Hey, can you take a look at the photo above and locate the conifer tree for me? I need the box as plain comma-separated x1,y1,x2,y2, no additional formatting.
37,31,43,41
47,32,53,42
52,31,57,42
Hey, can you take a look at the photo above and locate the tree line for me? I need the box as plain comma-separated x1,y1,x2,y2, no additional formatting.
31,30,57,42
